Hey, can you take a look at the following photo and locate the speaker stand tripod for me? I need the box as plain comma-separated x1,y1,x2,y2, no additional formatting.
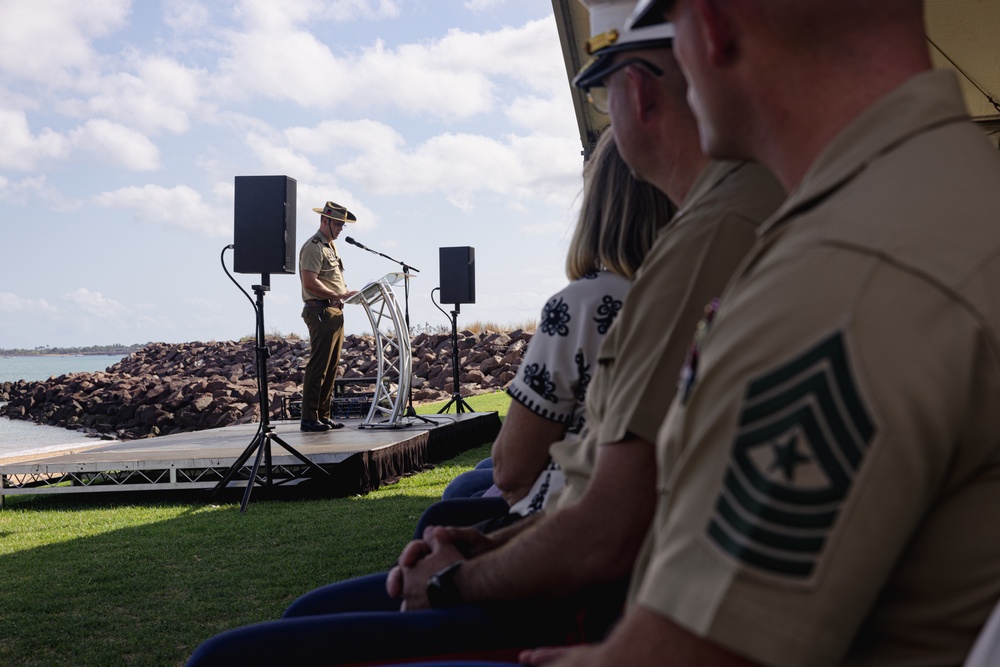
212,276,330,512
438,303,474,414
398,261,436,425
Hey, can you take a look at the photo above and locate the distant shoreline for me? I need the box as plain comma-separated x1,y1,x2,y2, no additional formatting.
0,345,142,358
0,353,125,358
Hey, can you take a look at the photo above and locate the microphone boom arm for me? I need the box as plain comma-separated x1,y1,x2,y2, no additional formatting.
346,237,419,273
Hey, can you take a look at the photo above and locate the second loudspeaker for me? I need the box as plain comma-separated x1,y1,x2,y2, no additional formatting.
439,246,476,304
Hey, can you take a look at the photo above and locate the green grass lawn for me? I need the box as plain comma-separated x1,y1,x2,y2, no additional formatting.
0,392,507,667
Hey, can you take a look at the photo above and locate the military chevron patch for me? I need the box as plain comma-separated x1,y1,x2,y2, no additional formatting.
707,332,876,579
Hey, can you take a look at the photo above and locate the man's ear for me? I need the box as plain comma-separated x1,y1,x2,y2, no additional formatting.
624,65,658,126
691,0,737,66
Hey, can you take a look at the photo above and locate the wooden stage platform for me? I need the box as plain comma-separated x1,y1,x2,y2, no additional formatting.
0,412,501,506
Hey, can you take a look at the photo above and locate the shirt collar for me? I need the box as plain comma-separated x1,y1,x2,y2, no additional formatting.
678,160,747,214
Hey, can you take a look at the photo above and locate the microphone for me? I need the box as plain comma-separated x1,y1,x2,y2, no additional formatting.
345,236,367,250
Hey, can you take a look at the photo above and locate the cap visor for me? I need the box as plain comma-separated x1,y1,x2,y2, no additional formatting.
572,52,616,90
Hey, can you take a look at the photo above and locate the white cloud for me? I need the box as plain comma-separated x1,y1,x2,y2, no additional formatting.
322,0,400,21
338,130,583,207
349,38,496,118
69,119,161,171
260,117,583,212
0,293,57,315
505,94,580,135
73,55,207,135
62,288,126,318
163,0,211,32
344,132,519,195
432,19,565,94
0,176,54,206
0,0,130,84
217,26,351,107
465,0,506,10
214,15,560,120
93,184,229,236
236,0,399,29
0,109,70,170
294,182,373,230
244,132,323,180
285,119,404,156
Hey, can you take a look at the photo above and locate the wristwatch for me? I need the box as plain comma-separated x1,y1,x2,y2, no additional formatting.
426,560,464,608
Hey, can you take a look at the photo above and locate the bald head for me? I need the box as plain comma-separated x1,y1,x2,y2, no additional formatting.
740,0,927,60
667,0,931,190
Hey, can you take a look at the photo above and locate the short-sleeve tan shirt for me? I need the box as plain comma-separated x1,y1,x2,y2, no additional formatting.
550,161,785,510
299,232,347,302
632,71,1000,667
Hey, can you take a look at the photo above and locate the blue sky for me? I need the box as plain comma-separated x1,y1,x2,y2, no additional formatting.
0,0,588,348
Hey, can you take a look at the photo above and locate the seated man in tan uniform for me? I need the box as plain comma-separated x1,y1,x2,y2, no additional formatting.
531,0,1000,665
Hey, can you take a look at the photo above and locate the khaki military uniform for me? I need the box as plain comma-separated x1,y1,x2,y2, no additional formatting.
550,161,785,511
299,232,348,421
300,233,347,301
631,71,1000,666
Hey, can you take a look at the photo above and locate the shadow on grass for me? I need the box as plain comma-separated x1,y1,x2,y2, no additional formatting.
0,492,439,667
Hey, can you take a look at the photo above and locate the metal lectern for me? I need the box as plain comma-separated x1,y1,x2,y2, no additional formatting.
344,272,413,428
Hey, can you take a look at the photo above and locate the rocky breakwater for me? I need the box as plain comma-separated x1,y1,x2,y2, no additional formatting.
0,329,530,441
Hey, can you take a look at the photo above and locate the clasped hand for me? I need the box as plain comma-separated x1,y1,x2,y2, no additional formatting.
385,525,497,610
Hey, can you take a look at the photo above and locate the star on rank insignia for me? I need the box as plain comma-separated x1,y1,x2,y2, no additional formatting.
706,332,877,580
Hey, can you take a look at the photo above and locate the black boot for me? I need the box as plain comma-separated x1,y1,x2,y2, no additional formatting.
300,419,330,432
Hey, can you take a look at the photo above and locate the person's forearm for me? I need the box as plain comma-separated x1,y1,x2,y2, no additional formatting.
455,503,633,603
481,511,543,548
454,438,656,603
309,285,349,300
493,441,551,501
491,401,566,504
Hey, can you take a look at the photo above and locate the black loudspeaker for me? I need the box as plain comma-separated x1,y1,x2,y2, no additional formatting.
233,175,297,274
439,246,476,304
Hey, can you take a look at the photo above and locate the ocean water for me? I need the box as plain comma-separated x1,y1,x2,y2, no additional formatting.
0,354,126,458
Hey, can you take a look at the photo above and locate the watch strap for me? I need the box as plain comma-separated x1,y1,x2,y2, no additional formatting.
426,560,464,608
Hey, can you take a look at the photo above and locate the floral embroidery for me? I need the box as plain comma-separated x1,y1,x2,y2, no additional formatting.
593,295,622,334
521,362,558,403
527,469,552,514
540,297,571,337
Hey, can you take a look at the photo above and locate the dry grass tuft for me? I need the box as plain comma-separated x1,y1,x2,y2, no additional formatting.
463,319,538,334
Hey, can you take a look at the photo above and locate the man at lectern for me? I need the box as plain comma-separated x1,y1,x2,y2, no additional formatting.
298,201,358,432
